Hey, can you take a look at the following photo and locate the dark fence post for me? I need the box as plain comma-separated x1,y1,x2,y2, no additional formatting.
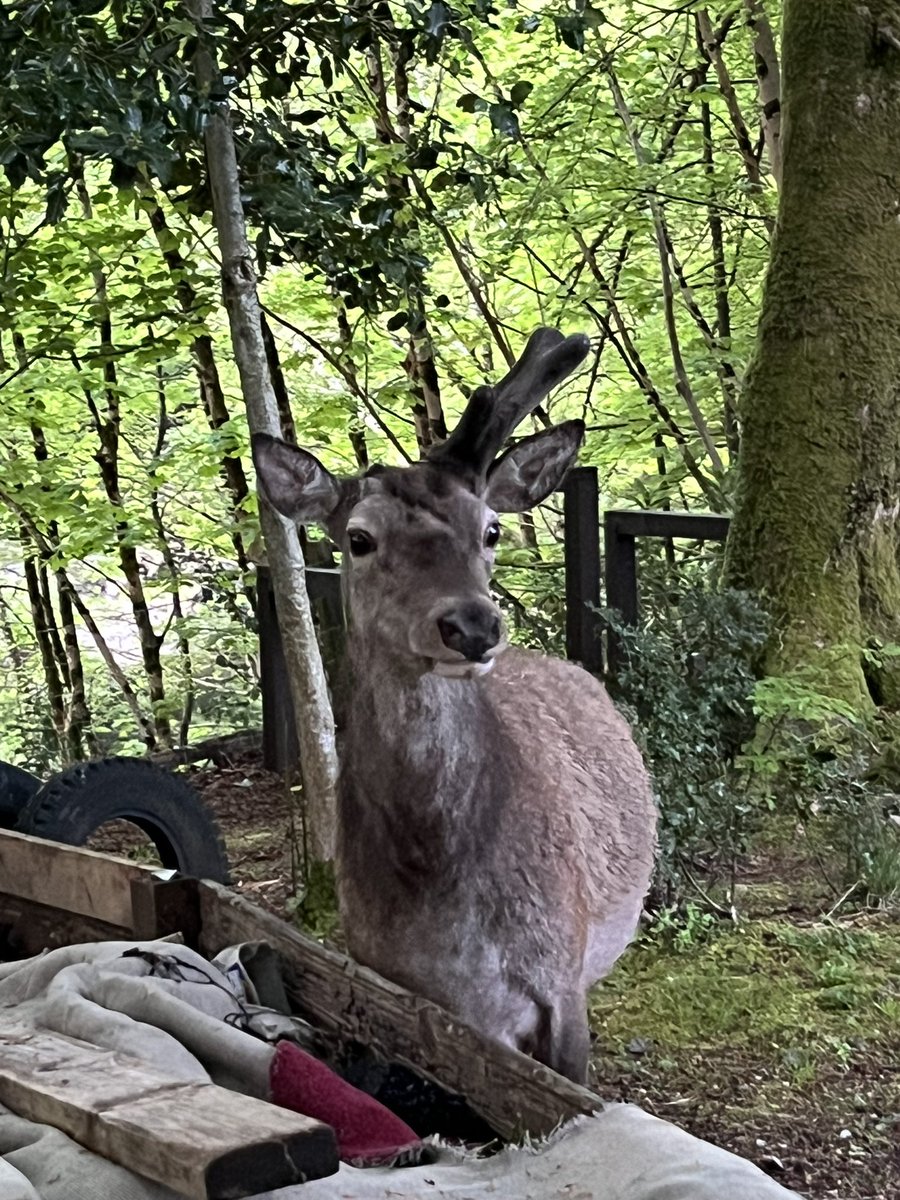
256,565,300,774
257,559,344,774
562,467,603,674
603,514,638,678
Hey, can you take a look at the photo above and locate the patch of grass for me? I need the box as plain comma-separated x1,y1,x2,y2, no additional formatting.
590,917,900,1074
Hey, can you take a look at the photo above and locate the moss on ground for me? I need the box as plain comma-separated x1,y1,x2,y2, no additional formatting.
589,917,900,1198
591,919,900,1059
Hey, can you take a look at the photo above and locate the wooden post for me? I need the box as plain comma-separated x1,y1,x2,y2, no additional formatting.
257,565,300,774
603,512,638,678
258,562,343,774
562,467,603,674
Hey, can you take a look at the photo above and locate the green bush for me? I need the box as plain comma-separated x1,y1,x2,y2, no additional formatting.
607,587,769,905
610,585,900,911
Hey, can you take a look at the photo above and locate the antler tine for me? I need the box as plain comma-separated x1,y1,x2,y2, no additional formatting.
429,328,591,478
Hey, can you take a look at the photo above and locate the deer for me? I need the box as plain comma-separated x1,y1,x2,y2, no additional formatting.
252,328,657,1084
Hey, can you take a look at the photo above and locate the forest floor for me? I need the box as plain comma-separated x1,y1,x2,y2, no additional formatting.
100,750,900,1200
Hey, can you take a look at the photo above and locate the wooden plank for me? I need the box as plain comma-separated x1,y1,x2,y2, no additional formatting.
0,1027,339,1200
130,876,202,947
0,892,134,960
0,829,154,929
198,882,602,1142
603,514,638,679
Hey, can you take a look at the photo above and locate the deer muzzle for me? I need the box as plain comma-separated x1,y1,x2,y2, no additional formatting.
428,598,505,677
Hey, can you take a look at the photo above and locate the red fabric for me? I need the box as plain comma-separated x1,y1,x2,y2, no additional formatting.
270,1039,424,1167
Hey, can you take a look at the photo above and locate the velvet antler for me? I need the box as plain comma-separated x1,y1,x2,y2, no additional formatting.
428,328,591,479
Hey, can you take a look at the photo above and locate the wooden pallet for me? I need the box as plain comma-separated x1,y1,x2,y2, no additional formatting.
0,828,601,1197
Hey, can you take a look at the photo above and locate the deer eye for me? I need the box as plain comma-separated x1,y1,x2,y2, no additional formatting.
484,521,501,549
348,529,376,557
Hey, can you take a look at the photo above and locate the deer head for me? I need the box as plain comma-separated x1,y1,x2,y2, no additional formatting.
252,328,590,679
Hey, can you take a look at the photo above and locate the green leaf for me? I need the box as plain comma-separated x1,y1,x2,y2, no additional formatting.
510,81,533,109
488,102,520,139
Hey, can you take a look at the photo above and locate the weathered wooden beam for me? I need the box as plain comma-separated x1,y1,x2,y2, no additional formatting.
0,829,153,929
130,876,202,947
603,512,638,679
603,508,730,676
197,882,602,1142
0,1027,339,1200
0,893,133,959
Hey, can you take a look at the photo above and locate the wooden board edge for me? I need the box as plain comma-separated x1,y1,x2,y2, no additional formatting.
197,881,603,1143
0,1026,339,1199
0,829,155,929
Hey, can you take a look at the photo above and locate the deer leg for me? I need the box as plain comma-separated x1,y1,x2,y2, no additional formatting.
533,994,591,1084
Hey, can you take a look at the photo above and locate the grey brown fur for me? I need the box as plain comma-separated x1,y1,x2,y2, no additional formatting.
253,329,657,1083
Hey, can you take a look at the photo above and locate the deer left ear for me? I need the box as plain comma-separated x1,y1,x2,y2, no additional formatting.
484,421,585,513
251,433,343,527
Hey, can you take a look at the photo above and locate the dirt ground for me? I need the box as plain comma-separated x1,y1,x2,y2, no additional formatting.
94,750,899,1200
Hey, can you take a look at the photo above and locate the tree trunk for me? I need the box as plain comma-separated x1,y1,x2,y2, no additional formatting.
365,19,448,451
724,2,900,711
71,163,171,749
29,409,93,759
190,0,338,862
744,0,783,188
22,544,66,755
144,193,254,585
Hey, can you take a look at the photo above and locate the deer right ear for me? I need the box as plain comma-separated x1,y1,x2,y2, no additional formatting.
251,434,342,526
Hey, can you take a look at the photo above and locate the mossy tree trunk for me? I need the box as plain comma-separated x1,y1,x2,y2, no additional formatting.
724,3,900,712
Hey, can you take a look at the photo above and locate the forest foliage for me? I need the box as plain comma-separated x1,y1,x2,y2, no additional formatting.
24,0,900,907
0,0,778,768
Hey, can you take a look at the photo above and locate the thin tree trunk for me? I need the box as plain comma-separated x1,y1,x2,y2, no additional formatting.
71,162,171,749
55,573,94,759
59,573,157,747
701,99,741,461
335,304,369,469
696,8,771,211
144,193,254,582
0,477,157,748
22,545,66,755
606,66,725,478
260,312,298,443
744,0,783,188
365,22,448,450
190,0,338,862
151,361,194,748
724,3,900,710
28,408,94,758
11,333,92,760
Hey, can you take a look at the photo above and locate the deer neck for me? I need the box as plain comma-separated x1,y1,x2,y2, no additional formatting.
343,636,494,809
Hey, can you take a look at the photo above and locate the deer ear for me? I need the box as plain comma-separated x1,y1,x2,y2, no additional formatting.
252,434,342,526
484,421,585,513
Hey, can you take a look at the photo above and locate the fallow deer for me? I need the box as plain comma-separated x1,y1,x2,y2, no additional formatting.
252,328,657,1083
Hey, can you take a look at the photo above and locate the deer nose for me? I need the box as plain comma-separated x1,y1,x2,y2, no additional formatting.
437,602,502,662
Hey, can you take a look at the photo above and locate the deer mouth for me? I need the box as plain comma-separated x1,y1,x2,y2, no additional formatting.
432,657,495,679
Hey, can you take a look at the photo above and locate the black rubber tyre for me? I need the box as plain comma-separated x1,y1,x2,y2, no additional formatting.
15,757,231,883
0,760,42,828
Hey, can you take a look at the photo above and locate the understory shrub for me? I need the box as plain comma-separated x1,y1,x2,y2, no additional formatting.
606,587,768,906
609,586,900,911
